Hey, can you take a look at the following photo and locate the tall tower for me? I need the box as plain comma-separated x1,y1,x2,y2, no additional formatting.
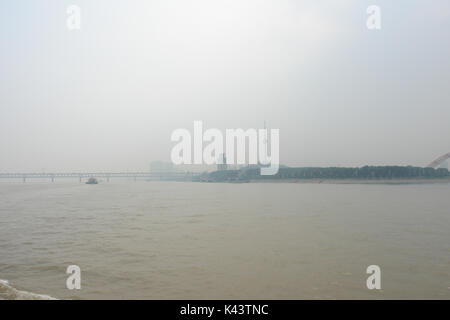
262,120,268,165
217,153,227,171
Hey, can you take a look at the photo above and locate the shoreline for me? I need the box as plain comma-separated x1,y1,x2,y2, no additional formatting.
248,178,450,185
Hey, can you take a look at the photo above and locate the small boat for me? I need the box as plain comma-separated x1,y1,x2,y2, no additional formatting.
85,177,98,184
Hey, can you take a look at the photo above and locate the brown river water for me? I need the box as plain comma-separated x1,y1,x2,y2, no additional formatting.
0,180,449,299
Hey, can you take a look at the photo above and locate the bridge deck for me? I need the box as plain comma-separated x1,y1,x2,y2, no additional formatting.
0,172,192,179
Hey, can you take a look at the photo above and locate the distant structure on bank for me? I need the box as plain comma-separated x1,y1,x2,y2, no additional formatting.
150,161,176,176
217,153,227,171
440,160,448,170
215,121,269,172
427,152,450,169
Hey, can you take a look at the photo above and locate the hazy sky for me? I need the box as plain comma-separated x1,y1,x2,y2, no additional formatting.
1,0,449,171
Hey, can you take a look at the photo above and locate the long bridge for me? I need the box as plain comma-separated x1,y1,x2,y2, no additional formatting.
0,172,194,182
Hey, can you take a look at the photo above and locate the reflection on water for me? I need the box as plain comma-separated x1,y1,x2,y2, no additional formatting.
0,181,449,299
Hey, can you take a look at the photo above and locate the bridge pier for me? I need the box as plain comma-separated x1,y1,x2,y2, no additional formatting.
23,176,26,183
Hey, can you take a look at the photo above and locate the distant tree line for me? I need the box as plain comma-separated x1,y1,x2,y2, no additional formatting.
202,166,449,182
243,166,449,180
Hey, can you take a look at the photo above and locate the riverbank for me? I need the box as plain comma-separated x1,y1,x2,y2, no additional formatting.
250,178,450,184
